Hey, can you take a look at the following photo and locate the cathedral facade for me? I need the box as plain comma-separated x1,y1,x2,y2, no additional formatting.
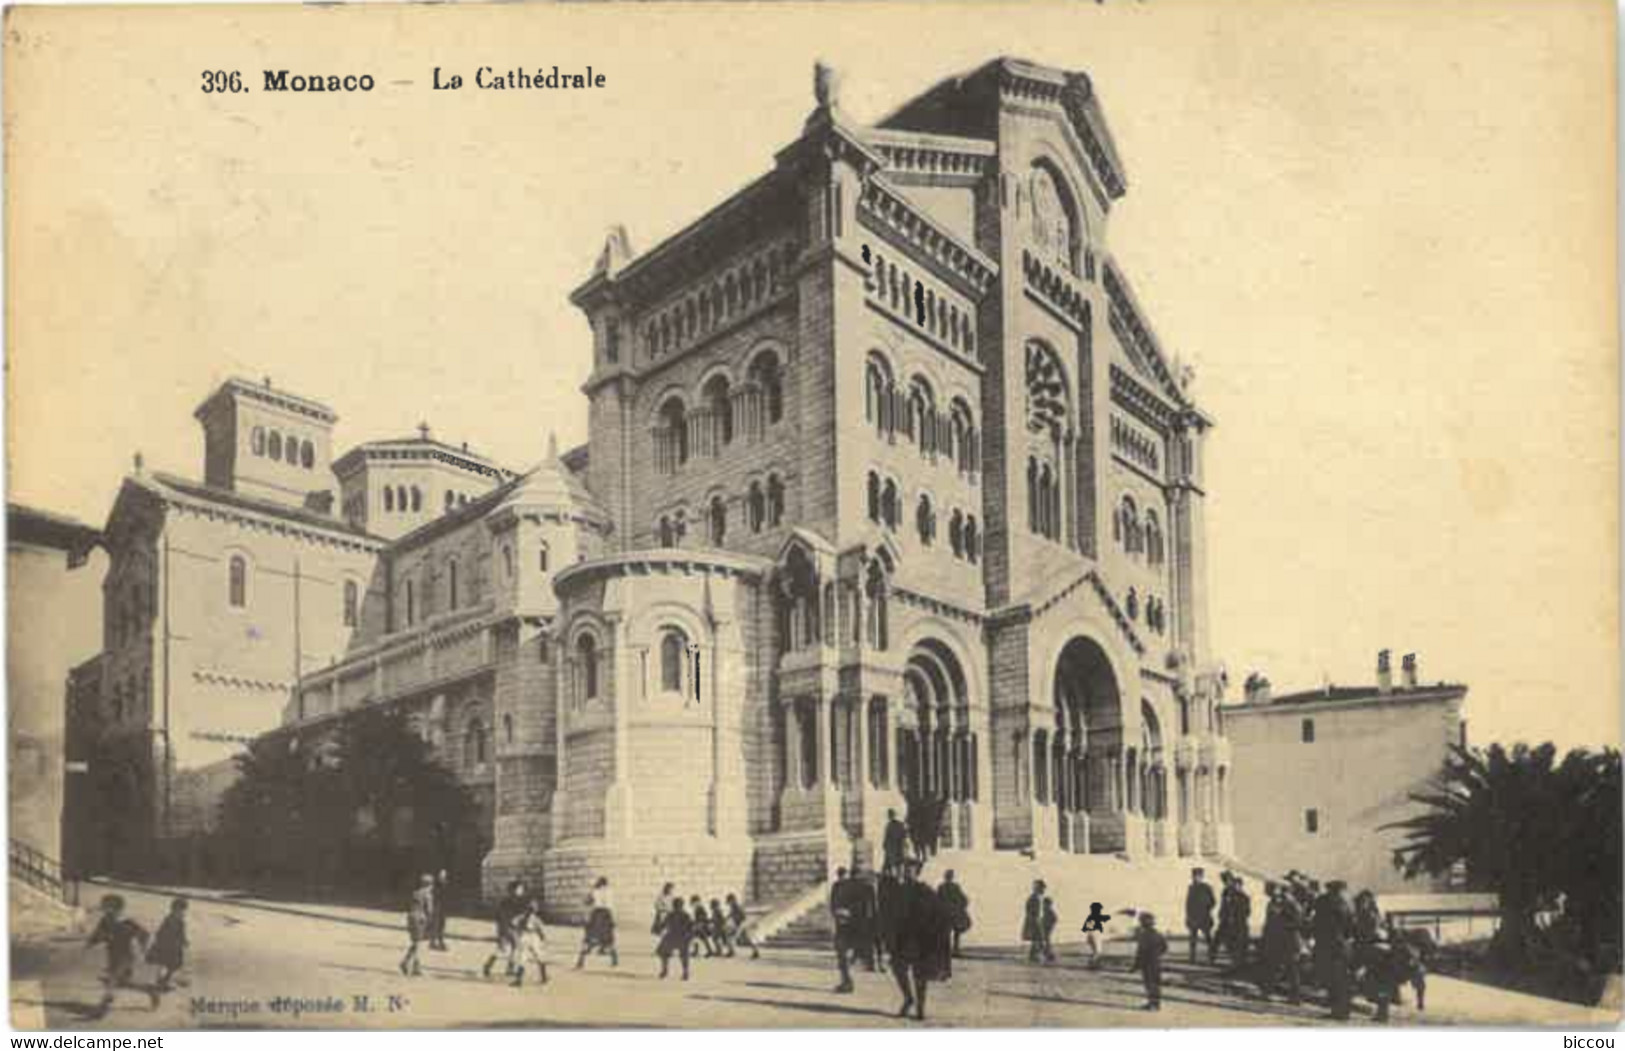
500,57,1235,913
77,58,1236,912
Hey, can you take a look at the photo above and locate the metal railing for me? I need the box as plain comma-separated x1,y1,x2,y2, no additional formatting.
10,839,80,907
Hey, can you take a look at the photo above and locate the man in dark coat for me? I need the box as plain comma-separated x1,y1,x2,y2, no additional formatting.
1184,867,1217,964
1259,881,1304,1004
937,870,971,966
886,858,947,1021
831,865,876,992
1022,880,1047,962
1313,880,1356,1020
1131,912,1170,1011
882,810,908,877
1225,876,1253,967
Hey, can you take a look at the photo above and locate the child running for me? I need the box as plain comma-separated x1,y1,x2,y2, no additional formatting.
147,898,189,993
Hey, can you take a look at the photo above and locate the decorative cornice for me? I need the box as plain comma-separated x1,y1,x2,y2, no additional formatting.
1103,261,1192,412
160,490,383,555
1022,249,1092,328
554,549,772,593
192,669,295,693
1024,568,1147,658
991,62,1126,201
857,176,997,296
891,585,984,627
865,128,996,183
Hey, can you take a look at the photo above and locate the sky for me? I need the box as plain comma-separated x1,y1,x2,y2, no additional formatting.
5,0,1617,749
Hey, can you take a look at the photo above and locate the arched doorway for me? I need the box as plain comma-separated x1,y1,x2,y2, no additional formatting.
1051,636,1124,854
899,640,977,851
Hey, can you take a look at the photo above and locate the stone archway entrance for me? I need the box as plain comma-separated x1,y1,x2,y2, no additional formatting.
899,640,979,850
1050,636,1127,854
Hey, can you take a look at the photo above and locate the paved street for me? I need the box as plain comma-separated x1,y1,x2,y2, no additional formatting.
11,883,1613,1030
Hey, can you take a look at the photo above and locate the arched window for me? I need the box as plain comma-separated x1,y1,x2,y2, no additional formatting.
251,426,266,456
466,718,488,766
395,486,408,514
749,352,784,426
504,713,514,744
228,555,247,608
447,558,460,611
916,494,936,546
301,440,315,469
502,545,514,579
660,627,688,693
865,354,894,437
949,509,964,557
268,432,283,461
1126,588,1139,621
659,397,689,469
748,482,766,533
710,495,727,544
866,472,882,524
907,378,936,455
950,400,976,474
658,515,673,548
539,543,550,573
411,487,422,513
577,634,600,701
1121,497,1142,555
445,490,455,513
766,475,785,528
881,479,900,530
384,487,395,513
965,516,980,563
343,580,358,627
1146,510,1164,567
1030,163,1078,273
405,579,416,626
703,374,733,448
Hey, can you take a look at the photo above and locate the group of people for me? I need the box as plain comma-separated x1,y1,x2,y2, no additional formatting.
84,894,189,1016
826,859,972,1021
1184,866,1432,1023
650,884,759,980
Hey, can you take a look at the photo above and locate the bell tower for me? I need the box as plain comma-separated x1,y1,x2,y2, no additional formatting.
193,376,338,509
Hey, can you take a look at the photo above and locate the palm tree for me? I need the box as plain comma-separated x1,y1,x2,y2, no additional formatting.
1387,742,1620,969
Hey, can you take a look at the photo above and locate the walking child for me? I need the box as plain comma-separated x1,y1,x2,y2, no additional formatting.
657,898,694,980
576,876,619,969
688,894,716,957
86,894,152,1015
1080,902,1109,970
147,898,189,993
1132,912,1169,1011
726,893,760,960
510,899,550,988
708,899,734,957
400,873,434,977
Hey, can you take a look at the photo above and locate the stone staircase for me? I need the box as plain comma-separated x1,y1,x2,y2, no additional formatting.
753,848,1261,953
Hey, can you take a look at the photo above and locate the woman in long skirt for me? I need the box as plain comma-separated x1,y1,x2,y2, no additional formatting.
576,876,619,969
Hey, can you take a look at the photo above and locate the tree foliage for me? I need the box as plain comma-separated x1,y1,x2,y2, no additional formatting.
215,707,472,897
1387,742,1621,973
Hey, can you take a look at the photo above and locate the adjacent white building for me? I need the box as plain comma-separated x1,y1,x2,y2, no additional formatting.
1224,651,1468,894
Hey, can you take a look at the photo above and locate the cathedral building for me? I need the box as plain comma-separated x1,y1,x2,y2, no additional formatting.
75,58,1236,912
287,56,1234,913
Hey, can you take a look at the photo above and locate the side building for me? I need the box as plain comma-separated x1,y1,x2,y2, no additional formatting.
1223,651,1468,895
7,504,104,876
69,376,511,878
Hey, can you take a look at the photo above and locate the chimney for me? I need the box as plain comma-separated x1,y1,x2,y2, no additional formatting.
1401,653,1418,689
1243,672,1272,706
1376,649,1393,694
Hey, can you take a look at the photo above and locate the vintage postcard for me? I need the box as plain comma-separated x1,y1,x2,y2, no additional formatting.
4,0,1619,1034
